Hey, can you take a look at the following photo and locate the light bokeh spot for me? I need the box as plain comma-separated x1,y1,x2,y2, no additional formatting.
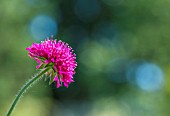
30,15,57,40
135,63,164,92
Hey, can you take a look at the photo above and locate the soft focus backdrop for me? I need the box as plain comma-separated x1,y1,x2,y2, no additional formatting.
1,0,170,116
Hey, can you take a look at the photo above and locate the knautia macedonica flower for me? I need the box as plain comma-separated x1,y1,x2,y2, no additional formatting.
26,37,77,88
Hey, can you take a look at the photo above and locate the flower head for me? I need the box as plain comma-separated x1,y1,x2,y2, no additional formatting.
26,36,77,88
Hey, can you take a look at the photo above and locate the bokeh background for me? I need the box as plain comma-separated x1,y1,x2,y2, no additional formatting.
1,0,170,116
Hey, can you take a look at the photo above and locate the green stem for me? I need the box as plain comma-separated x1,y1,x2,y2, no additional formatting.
6,68,50,116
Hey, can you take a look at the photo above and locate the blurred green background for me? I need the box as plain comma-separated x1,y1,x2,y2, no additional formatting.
1,0,170,116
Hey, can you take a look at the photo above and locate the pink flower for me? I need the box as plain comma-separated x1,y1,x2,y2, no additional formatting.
26,36,77,88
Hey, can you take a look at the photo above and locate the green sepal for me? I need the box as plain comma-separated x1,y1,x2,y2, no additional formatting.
44,71,50,81
49,70,57,85
58,75,62,80
47,62,54,67
39,63,47,69
38,57,46,62
44,68,53,81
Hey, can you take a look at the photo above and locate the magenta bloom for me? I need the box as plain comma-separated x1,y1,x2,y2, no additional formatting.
26,37,77,88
